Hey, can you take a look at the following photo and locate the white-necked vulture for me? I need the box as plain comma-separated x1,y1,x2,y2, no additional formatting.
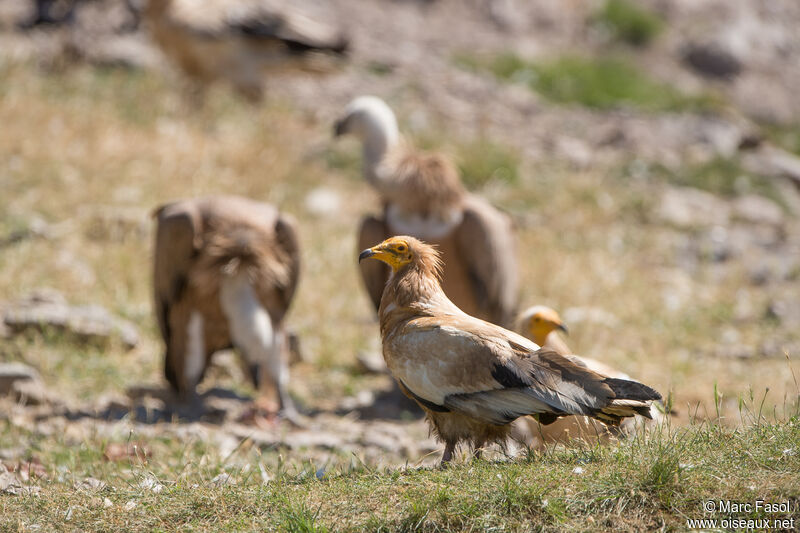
335,96,519,328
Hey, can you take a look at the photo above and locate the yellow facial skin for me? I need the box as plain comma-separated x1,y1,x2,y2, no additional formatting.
359,237,413,271
528,311,568,345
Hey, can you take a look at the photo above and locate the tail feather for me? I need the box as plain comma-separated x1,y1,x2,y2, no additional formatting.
603,377,662,402
591,377,662,424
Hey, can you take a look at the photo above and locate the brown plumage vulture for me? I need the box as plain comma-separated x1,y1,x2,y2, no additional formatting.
153,196,300,418
144,0,348,101
335,96,518,328
514,305,666,448
359,236,662,464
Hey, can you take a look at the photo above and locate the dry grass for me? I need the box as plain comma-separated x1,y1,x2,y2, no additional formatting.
0,417,798,531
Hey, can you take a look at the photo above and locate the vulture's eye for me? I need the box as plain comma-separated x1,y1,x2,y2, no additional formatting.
397,244,407,252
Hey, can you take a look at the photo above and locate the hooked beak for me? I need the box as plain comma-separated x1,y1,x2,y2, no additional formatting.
557,323,569,335
358,247,376,262
333,118,346,137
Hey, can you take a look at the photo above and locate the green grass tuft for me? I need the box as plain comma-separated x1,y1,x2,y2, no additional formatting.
489,54,718,112
278,499,329,533
593,0,664,47
455,137,520,188
764,123,800,157
647,156,786,206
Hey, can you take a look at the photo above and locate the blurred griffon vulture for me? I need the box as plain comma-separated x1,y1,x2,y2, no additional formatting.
153,196,300,420
335,96,519,328
144,0,349,101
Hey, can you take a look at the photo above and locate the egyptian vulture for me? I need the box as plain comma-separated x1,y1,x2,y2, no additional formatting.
359,236,662,464
153,196,300,419
335,96,518,328
515,305,665,448
144,0,348,101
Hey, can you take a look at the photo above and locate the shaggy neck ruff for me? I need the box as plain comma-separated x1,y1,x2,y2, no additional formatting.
378,245,448,332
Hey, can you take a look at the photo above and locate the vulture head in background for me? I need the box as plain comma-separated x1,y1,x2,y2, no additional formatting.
514,304,668,449
337,96,519,329
517,305,569,346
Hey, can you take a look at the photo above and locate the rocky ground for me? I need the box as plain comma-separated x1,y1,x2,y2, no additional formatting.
1,0,799,490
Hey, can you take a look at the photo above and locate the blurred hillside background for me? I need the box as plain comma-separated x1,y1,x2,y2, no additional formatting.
1,0,799,513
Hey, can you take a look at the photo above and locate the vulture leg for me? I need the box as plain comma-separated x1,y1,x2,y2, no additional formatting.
165,304,206,401
220,272,295,418
162,303,179,391
473,440,486,460
357,214,390,311
182,310,207,401
441,440,456,466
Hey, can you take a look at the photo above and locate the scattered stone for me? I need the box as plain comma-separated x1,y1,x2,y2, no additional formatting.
0,448,25,461
227,425,281,450
11,378,53,406
732,195,784,227
656,186,730,228
4,457,47,481
555,136,592,169
3,290,139,349
760,339,800,359
0,363,40,395
572,466,585,475
747,265,771,286
139,476,164,494
284,430,344,451
304,187,342,218
2,472,40,496
0,215,54,248
742,145,800,189
356,350,387,375
210,473,236,487
75,477,106,492
339,389,376,412
0,464,22,494
359,432,403,454
103,442,152,463
766,300,800,329
123,500,137,511
681,41,742,79
103,497,113,508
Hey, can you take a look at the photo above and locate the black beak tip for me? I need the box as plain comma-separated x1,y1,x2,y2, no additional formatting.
333,119,346,137
358,248,375,263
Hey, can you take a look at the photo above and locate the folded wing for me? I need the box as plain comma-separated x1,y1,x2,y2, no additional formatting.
388,315,660,427
453,195,519,328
